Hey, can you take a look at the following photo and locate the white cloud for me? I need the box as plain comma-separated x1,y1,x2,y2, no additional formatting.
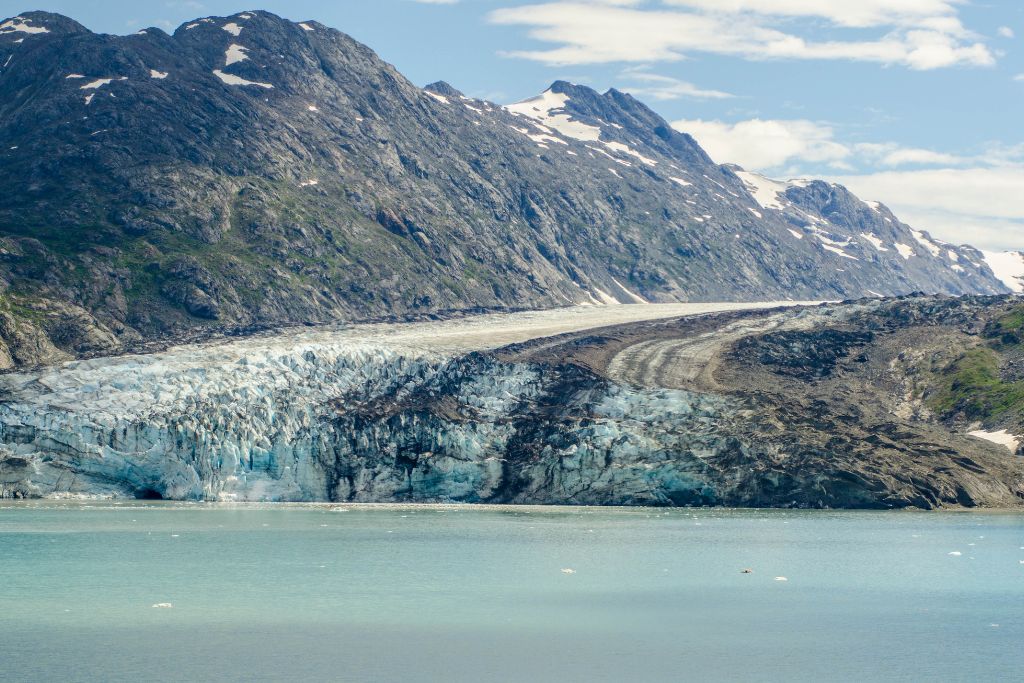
663,0,970,29
488,1,995,69
1015,73,1024,82
670,116,1024,250
620,71,734,100
671,118,850,168
998,26,1014,38
411,0,459,4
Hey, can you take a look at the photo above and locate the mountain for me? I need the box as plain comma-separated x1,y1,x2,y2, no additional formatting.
0,10,1014,368
2,295,1022,507
981,251,1024,293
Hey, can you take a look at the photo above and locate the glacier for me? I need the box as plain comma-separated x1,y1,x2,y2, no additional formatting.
0,304,786,502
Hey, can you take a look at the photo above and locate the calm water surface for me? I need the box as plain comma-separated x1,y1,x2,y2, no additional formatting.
1,503,1022,682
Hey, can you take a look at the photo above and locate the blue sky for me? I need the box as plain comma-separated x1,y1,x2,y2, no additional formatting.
2,0,1021,250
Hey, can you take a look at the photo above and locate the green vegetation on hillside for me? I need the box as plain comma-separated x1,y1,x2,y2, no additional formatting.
929,304,1024,422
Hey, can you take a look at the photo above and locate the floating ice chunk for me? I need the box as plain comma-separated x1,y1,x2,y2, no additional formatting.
212,69,273,88
152,603,173,608
774,576,788,581
560,568,576,574
222,22,242,37
225,44,248,66
948,551,962,556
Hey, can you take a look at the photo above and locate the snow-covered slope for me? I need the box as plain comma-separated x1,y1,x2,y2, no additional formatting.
982,251,1024,293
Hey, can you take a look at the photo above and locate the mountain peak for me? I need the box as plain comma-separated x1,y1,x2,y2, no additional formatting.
424,81,464,98
1,11,88,38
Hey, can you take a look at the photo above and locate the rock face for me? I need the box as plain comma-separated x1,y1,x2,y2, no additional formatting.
1,298,1022,508
0,10,1012,367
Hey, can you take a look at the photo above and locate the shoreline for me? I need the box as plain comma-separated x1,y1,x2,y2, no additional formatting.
2,500,1021,514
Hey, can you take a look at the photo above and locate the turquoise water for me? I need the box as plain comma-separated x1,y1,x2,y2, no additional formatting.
1,503,1022,682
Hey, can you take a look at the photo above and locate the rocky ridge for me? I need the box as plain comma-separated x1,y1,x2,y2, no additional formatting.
0,10,1014,369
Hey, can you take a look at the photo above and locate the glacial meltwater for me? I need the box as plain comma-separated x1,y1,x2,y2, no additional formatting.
1,504,1021,682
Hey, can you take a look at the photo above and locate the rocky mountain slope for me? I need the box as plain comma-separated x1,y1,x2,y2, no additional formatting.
0,10,1014,369
1,296,1021,508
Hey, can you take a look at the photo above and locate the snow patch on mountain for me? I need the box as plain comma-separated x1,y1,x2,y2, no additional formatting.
982,251,1024,293
213,69,273,88
225,44,248,66
603,140,657,167
505,89,602,143
969,429,1020,452
911,230,942,257
860,233,889,252
735,171,791,211
80,77,126,90
221,22,242,37
0,17,49,34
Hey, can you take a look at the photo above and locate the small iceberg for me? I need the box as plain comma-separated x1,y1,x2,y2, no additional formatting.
560,568,576,574
948,551,962,556
151,603,173,609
